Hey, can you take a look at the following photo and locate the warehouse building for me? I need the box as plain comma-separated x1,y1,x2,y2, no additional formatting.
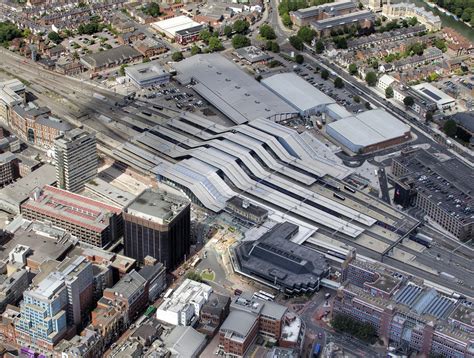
151,16,206,45
261,72,335,117
80,45,142,72
125,60,170,88
326,109,411,153
173,54,297,124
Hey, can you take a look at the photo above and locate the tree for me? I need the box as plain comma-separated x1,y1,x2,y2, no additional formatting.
72,50,79,60
334,77,344,88
223,25,233,38
385,86,394,98
191,44,201,55
259,24,276,40
208,37,224,52
297,26,315,43
282,13,292,28
321,69,329,80
403,96,415,107
295,53,304,64
408,16,418,26
0,21,23,46
185,271,203,283
353,95,361,103
365,71,377,86
348,63,357,75
172,51,184,61
231,34,250,49
199,29,212,44
425,111,433,122
118,64,128,76
271,42,280,53
443,119,457,137
365,101,371,109
233,19,249,34
143,2,161,17
315,40,325,54
334,36,347,49
332,314,377,343
289,35,303,50
47,31,62,44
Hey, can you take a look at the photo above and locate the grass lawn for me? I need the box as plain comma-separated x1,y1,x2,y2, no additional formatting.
201,270,215,281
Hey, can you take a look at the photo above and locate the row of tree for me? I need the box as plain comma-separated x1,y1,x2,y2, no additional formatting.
331,314,378,343
0,21,24,47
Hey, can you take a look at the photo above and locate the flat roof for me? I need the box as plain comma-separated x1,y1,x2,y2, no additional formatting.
261,72,335,113
220,310,258,338
327,109,410,148
125,60,168,83
126,188,189,225
311,10,374,30
151,15,203,37
412,83,455,105
173,54,297,124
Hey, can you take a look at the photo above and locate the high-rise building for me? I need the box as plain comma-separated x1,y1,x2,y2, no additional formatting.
123,189,191,270
54,128,97,193
14,256,94,354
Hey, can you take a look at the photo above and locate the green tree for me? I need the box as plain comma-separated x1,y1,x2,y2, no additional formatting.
315,40,325,54
208,37,224,52
172,51,184,61
348,63,357,75
443,119,457,137
321,69,329,80
353,95,361,103
434,38,447,52
143,2,161,17
403,96,415,107
365,71,377,86
185,271,203,282
295,53,304,64
271,42,280,53
47,31,62,44
385,86,394,98
0,21,23,46
297,26,315,43
365,101,371,109
408,16,418,26
72,50,79,60
199,29,212,44
191,44,201,55
223,25,233,38
334,77,344,88
289,35,303,50
282,13,292,28
118,64,128,76
425,111,433,122
259,24,276,40
233,19,250,34
231,34,250,49
334,36,347,49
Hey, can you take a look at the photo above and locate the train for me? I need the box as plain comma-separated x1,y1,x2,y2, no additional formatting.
344,185,356,193
409,233,433,248
327,250,347,260
258,290,276,300
333,193,346,201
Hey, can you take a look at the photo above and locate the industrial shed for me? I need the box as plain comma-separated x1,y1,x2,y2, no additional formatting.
326,109,411,153
261,72,335,117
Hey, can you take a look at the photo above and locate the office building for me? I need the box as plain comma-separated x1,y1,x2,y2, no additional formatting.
124,189,191,269
54,128,97,193
15,255,94,354
101,269,148,324
197,292,231,336
21,185,123,248
0,152,17,187
137,261,166,302
125,60,170,88
290,0,357,27
411,83,456,110
334,253,474,357
391,148,473,241
156,279,213,326
0,267,29,312
311,10,375,36
233,222,329,295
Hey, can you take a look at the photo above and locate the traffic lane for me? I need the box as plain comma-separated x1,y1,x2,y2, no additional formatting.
377,167,391,204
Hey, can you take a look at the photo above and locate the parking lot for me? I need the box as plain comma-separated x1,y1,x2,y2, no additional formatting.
61,29,120,56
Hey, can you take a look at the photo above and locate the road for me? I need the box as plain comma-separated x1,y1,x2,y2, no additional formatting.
377,167,391,204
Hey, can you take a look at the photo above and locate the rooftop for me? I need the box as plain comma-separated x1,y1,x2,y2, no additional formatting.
449,301,474,328
394,149,474,222
311,10,374,30
261,72,335,112
292,0,356,19
412,83,455,106
84,177,136,208
234,222,329,293
234,46,273,63
21,185,122,233
366,272,402,294
125,60,169,83
220,310,258,338
226,196,268,218
126,188,189,225
151,15,204,37
326,109,410,149
80,45,141,69
162,326,206,357
105,269,146,300
173,54,297,124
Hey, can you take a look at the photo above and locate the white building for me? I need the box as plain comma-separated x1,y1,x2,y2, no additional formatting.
377,74,396,92
411,83,456,110
156,279,212,326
